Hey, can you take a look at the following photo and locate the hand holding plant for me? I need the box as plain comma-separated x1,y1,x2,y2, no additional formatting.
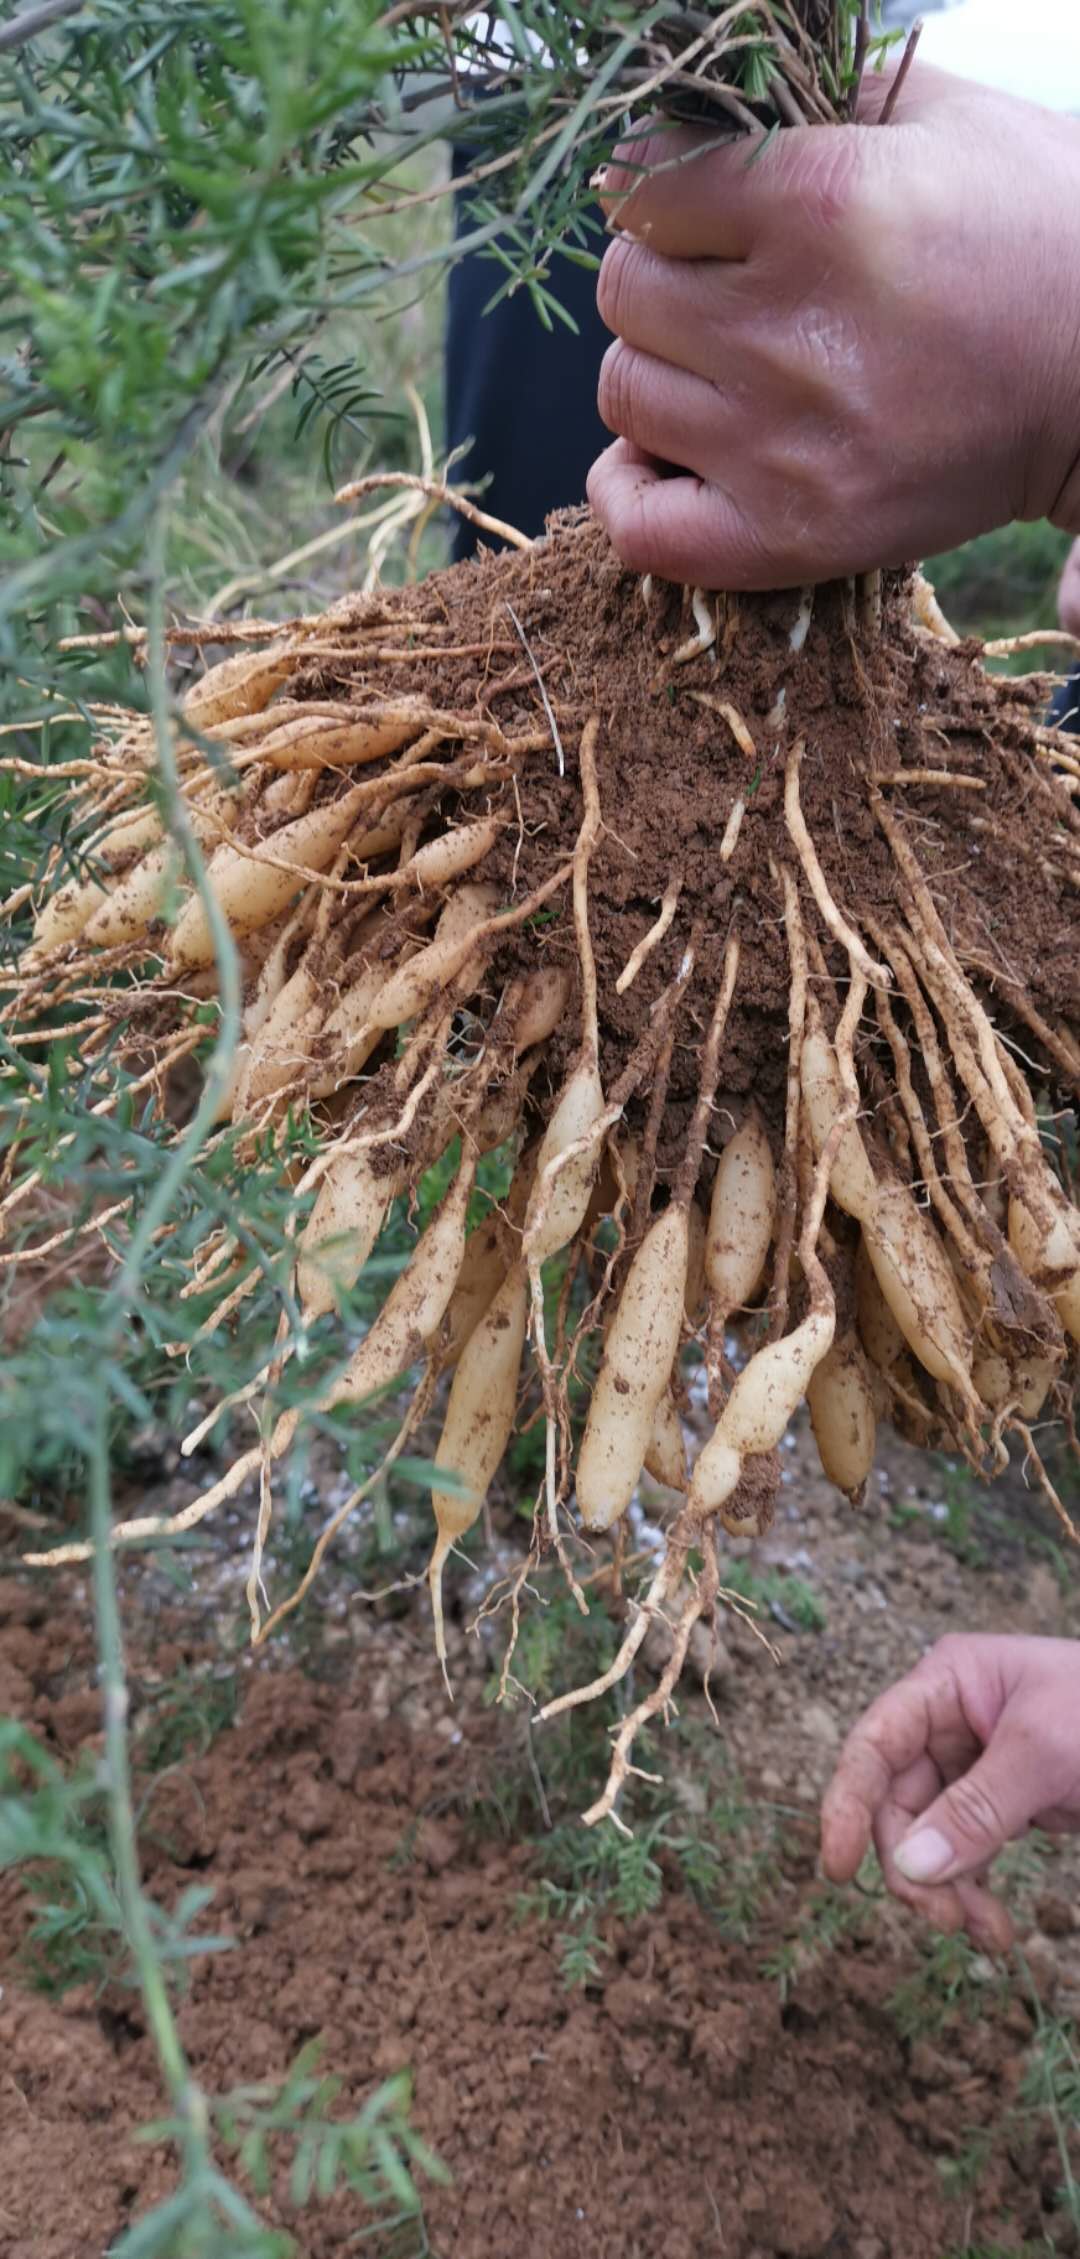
590,66,1080,587
821,1634,1080,1950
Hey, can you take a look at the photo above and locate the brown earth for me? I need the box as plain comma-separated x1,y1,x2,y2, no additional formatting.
3,1412,1079,2259
50,510,1077,1174
278,510,1077,1136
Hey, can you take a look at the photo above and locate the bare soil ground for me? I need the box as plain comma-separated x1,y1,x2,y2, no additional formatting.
2,1413,1079,2259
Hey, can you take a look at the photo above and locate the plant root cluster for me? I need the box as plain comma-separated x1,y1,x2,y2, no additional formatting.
7,514,1080,1825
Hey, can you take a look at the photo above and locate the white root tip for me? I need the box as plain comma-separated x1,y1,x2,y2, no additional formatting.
429,1537,453,1688
789,589,814,653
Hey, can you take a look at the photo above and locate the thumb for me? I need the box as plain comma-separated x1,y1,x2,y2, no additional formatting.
894,1730,1041,1884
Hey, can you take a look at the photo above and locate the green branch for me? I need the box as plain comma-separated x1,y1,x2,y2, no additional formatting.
115,504,242,1307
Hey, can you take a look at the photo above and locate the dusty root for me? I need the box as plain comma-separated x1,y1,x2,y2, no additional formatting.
8,512,1080,1823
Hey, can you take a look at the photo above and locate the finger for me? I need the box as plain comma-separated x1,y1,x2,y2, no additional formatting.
820,1673,977,1886
821,1734,893,1885
876,1817,1013,1950
599,115,868,261
1033,1805,1080,1835
597,339,728,467
873,1805,968,1936
597,236,747,379
598,61,974,261
893,1725,1047,1887
873,1754,968,1933
586,439,770,591
596,264,838,448
597,120,762,258
872,1764,1007,1945
954,1877,1014,1954
601,107,894,264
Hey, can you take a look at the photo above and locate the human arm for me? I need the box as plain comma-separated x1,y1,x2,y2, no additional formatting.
587,67,1080,590
820,1634,1080,1950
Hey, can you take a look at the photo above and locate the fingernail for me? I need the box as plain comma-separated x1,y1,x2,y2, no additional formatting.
895,1827,954,1883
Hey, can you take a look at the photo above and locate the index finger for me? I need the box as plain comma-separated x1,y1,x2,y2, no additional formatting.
597,61,969,261
598,121,765,259
598,117,830,260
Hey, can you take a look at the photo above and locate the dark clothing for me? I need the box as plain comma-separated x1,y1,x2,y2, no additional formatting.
444,147,609,561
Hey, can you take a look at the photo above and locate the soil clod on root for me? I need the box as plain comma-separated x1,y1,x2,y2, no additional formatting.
9,513,1080,1824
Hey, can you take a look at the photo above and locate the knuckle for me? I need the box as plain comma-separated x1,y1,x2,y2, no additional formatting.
607,130,677,216
924,1632,971,1673
844,1670,932,1772
789,304,864,395
928,1632,965,1660
901,1639,973,1720
944,1772,1007,1849
754,440,821,521
858,1701,899,1755
1027,1715,1077,1792
597,339,643,440
858,1701,911,1773
596,236,637,335
791,130,864,239
608,131,662,187
603,490,654,576
718,501,779,589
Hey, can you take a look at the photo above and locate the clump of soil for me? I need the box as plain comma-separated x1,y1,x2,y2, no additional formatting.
24,512,1077,1149
227,512,1078,1133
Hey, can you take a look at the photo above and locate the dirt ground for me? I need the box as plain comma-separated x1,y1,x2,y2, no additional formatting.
2,1411,1079,2259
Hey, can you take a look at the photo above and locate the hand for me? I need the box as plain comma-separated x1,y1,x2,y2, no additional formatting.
820,1634,1080,1951
588,67,1080,590
1060,539,1080,638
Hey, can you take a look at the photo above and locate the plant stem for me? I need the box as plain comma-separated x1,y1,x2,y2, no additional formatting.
86,498,244,2204
1018,1951,1080,2223
88,1406,210,2175
0,384,224,636
0,0,86,55
117,504,243,1308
